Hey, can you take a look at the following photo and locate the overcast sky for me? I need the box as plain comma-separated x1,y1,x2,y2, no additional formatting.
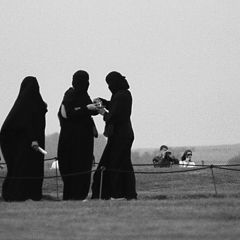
1,0,240,148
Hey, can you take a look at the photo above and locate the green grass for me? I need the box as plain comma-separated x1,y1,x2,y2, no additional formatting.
0,197,240,240
1,164,240,239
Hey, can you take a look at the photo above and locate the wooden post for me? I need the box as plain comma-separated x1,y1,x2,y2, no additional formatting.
55,160,59,200
210,165,217,196
99,166,106,199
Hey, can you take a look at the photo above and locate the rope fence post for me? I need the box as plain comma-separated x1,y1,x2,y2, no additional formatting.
99,166,106,199
55,161,59,200
210,165,218,196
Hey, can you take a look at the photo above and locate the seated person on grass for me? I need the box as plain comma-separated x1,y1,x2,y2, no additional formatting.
152,145,179,168
179,150,196,167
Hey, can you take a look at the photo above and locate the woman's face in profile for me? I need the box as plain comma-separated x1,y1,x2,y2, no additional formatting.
107,83,115,93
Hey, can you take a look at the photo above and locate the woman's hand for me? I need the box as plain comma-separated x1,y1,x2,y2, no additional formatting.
98,108,107,115
93,98,103,108
31,141,39,151
93,98,107,108
93,98,100,104
87,103,98,111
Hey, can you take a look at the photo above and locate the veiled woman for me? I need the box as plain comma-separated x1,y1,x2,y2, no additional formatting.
91,71,137,200
0,76,47,201
57,70,98,200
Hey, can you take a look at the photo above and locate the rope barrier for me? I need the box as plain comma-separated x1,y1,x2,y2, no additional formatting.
94,162,240,168
1,155,240,167
0,166,209,179
212,166,240,172
0,157,58,166
94,162,212,167
1,163,240,180
214,163,240,167
106,166,210,174
1,159,240,199
0,169,98,180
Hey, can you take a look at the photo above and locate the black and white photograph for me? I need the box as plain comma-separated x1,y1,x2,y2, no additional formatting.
0,1,240,239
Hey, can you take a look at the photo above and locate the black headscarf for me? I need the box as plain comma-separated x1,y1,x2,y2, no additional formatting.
0,76,47,135
105,71,130,94
72,70,89,92
59,70,92,120
61,70,90,106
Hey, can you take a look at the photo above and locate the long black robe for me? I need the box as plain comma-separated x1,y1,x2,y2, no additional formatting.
91,89,137,200
57,87,97,200
0,77,47,201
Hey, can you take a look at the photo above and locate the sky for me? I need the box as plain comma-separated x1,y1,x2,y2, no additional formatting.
0,0,240,148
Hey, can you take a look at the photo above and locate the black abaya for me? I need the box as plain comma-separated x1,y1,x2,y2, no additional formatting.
91,89,137,200
57,87,97,200
0,77,47,201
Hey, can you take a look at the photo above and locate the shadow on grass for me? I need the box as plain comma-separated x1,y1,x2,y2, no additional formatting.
1,192,240,202
141,192,240,200
0,194,61,202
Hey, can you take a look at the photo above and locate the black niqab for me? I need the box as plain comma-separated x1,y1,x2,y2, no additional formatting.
72,70,89,92
0,76,47,135
105,71,129,94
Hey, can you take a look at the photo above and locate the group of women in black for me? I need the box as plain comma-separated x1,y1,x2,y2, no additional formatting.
0,71,137,201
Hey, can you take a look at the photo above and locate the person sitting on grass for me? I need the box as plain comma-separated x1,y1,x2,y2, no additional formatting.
179,150,196,167
153,145,179,168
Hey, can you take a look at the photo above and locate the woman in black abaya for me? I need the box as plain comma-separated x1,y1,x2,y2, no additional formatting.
0,76,47,201
91,71,137,200
57,70,98,200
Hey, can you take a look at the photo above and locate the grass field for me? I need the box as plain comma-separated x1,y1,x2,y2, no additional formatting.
1,197,240,240
1,162,240,239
